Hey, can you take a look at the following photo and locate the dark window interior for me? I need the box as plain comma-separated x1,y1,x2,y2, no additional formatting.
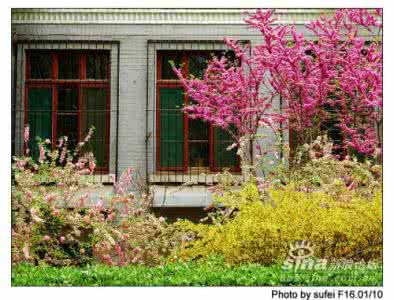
25,50,110,171
157,50,239,171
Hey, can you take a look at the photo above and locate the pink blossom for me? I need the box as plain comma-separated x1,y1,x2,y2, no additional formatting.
43,235,50,241
44,193,55,202
175,9,382,157
16,159,27,170
95,200,104,211
59,148,67,163
59,236,65,243
38,144,46,163
89,160,96,173
23,125,30,143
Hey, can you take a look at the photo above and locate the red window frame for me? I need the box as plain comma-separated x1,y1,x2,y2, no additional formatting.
24,50,111,173
156,51,240,173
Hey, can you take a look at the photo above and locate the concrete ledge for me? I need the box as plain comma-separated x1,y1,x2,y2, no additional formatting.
151,185,214,208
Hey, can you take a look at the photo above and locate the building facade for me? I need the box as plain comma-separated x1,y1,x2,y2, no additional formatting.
11,8,326,209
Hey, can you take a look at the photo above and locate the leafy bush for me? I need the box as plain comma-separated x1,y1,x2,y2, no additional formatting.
175,183,382,265
12,260,382,286
260,136,382,202
12,127,183,266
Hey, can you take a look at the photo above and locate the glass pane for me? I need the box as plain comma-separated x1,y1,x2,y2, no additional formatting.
81,88,108,169
28,51,52,79
58,52,79,79
57,86,78,112
188,118,209,141
87,51,110,79
27,88,52,160
189,142,209,167
189,53,208,79
214,127,238,169
57,86,79,149
160,52,182,80
159,87,184,168
57,114,78,149
214,141,238,168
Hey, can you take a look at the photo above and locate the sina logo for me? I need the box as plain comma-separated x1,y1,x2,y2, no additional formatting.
282,240,327,271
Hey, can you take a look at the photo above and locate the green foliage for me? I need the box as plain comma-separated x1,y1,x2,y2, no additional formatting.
267,136,382,202
175,183,382,265
12,260,382,286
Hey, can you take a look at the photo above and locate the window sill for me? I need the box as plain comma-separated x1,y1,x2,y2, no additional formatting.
149,171,243,184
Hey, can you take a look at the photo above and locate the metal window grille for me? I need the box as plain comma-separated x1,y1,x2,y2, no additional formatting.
146,40,250,185
12,40,120,184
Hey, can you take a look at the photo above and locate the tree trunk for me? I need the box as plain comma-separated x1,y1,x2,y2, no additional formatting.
237,135,254,180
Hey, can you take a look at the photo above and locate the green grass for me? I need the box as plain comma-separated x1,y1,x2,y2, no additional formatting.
12,260,382,286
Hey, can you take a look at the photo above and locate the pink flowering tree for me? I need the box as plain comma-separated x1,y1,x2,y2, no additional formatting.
174,8,382,169
172,39,283,176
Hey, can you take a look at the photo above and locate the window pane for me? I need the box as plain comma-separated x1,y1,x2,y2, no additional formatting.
57,86,78,112
58,52,79,79
57,86,78,148
188,118,209,141
81,88,108,169
214,127,238,169
28,51,52,79
189,53,208,79
87,51,110,79
214,141,238,168
57,114,79,149
159,87,184,168
160,52,182,80
27,88,52,160
189,142,209,167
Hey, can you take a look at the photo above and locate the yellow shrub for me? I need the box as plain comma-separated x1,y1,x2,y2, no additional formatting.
175,183,382,265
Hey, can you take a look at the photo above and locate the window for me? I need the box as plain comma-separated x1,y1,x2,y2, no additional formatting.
156,50,239,172
25,50,110,172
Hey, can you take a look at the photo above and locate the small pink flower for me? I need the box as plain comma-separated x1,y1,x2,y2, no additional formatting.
77,168,91,175
89,160,96,173
43,235,50,241
44,139,51,144
44,193,55,202
59,236,65,243
16,159,27,170
38,144,46,163
95,200,104,211
58,137,64,148
24,125,30,143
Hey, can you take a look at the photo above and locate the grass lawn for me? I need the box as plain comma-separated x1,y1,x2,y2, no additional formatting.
12,261,382,286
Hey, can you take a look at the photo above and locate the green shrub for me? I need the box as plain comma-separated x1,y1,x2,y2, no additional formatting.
175,183,382,265
264,136,382,202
